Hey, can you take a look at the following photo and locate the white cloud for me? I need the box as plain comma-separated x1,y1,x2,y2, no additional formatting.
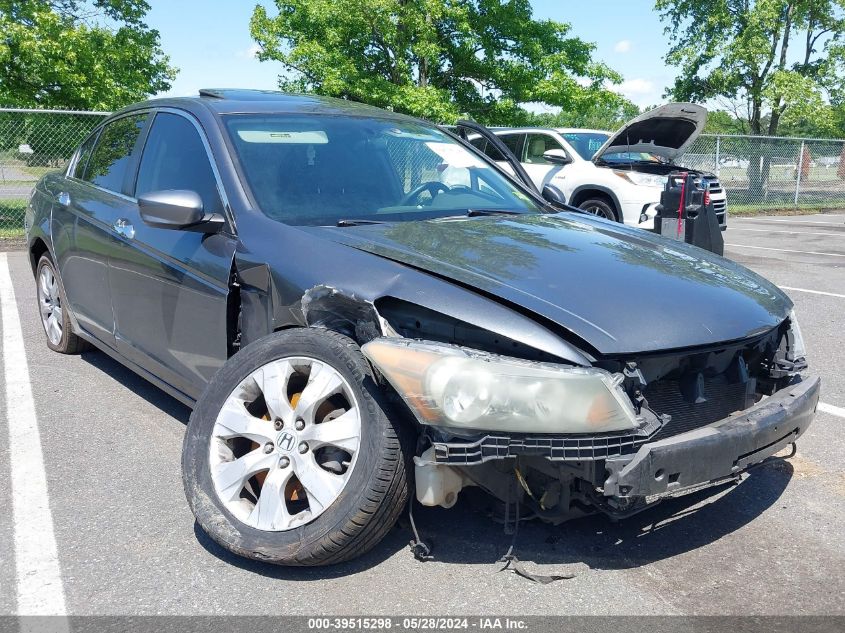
610,78,661,108
237,43,262,59
613,40,632,53
616,78,654,95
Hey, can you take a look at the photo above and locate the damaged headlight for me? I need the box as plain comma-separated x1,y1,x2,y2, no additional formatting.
361,338,641,434
787,309,806,363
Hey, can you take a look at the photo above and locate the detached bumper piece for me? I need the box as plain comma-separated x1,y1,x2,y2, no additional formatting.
603,376,820,500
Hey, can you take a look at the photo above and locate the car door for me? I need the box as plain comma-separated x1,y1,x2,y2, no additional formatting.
108,109,236,400
521,133,569,190
52,112,150,347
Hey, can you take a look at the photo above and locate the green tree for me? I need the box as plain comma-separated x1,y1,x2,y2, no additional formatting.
0,0,176,110
656,0,845,196
250,0,623,125
530,97,640,130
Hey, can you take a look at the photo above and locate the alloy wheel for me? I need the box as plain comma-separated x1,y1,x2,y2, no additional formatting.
37,264,63,346
209,356,362,531
584,204,614,220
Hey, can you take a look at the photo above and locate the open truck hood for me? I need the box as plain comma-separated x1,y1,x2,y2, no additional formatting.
593,102,707,162
310,213,790,356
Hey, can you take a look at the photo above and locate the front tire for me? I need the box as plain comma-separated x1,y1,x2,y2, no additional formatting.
578,197,618,221
35,255,88,354
182,328,412,566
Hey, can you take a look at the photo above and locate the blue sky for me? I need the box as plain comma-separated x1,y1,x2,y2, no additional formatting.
149,1,673,109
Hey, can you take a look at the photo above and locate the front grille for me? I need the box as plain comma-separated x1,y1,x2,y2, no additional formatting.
708,180,728,227
645,375,749,440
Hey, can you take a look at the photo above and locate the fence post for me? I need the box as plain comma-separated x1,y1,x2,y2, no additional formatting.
715,135,721,177
794,140,805,207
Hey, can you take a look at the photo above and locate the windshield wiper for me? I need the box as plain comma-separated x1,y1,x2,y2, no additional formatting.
466,209,523,217
336,219,386,227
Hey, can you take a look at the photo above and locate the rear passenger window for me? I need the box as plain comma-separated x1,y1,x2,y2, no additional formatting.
135,113,222,214
83,114,147,193
72,131,99,180
498,134,524,159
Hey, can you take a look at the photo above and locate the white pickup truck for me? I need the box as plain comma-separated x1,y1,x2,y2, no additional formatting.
468,103,728,230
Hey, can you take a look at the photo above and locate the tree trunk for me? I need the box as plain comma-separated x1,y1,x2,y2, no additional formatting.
747,98,765,200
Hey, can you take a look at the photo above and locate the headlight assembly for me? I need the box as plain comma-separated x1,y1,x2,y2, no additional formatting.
361,338,641,434
613,170,668,188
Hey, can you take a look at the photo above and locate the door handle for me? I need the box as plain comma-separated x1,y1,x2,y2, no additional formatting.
113,218,135,240
57,191,71,207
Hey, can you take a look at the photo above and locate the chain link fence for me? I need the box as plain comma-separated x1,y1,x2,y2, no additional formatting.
679,134,845,211
0,108,108,241
2,108,845,243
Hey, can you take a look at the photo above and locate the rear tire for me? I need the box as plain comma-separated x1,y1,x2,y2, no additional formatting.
578,197,618,222
35,255,89,354
182,328,413,566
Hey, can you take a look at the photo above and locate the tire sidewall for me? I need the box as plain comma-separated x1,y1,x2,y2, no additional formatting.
183,328,402,563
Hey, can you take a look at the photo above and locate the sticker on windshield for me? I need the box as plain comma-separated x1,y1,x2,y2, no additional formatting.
236,130,329,144
425,142,486,168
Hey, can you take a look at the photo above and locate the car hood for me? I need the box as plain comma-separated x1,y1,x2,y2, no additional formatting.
593,102,707,162
305,213,790,355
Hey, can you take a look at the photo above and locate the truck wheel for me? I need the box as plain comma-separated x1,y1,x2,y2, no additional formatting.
35,255,89,354
182,328,412,566
578,198,618,221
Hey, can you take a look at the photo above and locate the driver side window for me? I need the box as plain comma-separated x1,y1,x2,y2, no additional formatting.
523,134,564,165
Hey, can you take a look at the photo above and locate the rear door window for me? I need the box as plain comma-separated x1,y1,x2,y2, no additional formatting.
83,114,148,193
135,112,223,214
491,134,524,161
72,131,99,180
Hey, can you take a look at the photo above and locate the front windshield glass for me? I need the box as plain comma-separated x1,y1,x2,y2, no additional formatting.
560,132,610,159
225,115,540,226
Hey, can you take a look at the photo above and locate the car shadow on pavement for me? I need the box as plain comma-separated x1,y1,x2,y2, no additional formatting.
81,350,191,424
413,461,796,572
193,461,794,579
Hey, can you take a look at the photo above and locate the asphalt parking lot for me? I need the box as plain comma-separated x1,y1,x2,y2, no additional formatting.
0,213,843,618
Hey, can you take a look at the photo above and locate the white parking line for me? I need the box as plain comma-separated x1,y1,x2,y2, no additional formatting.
779,286,845,299
729,228,843,237
725,243,845,258
819,402,845,419
0,253,68,620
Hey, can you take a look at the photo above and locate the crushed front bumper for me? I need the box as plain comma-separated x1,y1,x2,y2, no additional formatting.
603,375,820,499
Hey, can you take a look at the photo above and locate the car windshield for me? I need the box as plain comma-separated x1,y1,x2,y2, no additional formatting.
560,132,610,159
224,115,541,226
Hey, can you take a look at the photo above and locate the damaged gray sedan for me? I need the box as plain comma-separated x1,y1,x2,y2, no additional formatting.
25,90,819,566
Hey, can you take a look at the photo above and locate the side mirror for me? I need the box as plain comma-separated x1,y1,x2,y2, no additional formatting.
542,149,572,165
138,190,223,233
542,184,567,207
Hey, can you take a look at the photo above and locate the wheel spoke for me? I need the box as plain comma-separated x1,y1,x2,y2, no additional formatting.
215,402,276,444
293,453,345,512
294,362,343,422
47,313,61,342
39,271,51,300
47,271,57,299
213,448,276,502
253,361,295,422
39,299,52,319
301,409,360,452
247,467,293,530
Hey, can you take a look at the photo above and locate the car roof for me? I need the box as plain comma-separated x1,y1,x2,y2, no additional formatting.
492,127,612,136
114,89,421,122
